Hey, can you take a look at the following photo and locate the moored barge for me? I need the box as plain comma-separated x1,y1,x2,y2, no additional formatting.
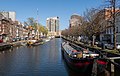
61,42,107,73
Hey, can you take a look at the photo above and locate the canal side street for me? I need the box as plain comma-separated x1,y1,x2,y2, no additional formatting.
0,36,54,51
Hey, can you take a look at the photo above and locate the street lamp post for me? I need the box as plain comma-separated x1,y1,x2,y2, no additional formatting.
111,0,117,50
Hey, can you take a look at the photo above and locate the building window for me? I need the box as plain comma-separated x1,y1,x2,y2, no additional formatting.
0,27,1,31
116,27,118,33
106,29,109,34
110,27,111,33
0,22,1,31
117,35,120,42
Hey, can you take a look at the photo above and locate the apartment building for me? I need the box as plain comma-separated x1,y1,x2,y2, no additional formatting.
69,14,83,28
46,17,60,36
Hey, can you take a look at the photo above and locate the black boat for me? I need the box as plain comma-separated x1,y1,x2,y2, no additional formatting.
61,42,107,73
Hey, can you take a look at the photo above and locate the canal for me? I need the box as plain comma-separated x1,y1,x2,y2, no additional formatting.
0,38,118,76
0,38,73,76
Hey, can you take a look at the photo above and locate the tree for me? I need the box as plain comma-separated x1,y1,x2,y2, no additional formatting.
24,17,48,38
38,25,48,36
24,17,35,26
61,29,69,37
81,21,91,37
62,8,108,45
68,26,81,40
83,8,107,46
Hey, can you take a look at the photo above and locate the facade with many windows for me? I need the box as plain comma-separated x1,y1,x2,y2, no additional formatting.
46,17,60,36
0,15,11,42
69,14,83,28
0,12,24,42
116,13,120,44
100,8,120,44
0,11,16,21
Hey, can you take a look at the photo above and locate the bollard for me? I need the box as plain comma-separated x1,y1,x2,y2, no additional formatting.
111,59,114,73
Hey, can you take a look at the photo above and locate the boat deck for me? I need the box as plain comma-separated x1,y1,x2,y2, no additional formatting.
62,42,99,58
62,42,75,55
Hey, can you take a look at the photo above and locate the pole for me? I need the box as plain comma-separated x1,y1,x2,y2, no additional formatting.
37,8,39,39
112,0,117,50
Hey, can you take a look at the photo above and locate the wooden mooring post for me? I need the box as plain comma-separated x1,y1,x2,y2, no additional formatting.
107,57,120,76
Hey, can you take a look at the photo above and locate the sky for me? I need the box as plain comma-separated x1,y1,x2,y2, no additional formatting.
0,0,104,30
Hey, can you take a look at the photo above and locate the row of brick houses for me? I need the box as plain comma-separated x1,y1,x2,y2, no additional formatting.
0,12,29,43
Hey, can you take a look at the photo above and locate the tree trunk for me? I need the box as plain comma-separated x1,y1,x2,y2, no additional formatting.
92,35,96,46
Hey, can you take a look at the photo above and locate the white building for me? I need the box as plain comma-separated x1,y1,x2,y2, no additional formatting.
0,11,16,21
46,17,60,36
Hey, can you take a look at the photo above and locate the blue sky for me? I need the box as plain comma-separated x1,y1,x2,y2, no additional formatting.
0,0,104,30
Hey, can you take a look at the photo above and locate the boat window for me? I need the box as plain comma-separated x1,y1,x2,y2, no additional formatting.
76,52,83,58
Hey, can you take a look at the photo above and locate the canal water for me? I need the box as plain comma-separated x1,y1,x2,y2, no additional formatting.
0,38,112,76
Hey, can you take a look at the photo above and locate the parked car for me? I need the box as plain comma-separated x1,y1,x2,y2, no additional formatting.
25,37,28,40
0,40,3,43
21,37,25,40
16,38,21,41
117,44,120,50
12,38,17,42
97,41,107,48
105,43,120,50
105,44,114,50
97,41,120,50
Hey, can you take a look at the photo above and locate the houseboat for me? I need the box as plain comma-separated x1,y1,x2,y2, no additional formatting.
27,39,44,46
61,42,107,73
27,40,37,46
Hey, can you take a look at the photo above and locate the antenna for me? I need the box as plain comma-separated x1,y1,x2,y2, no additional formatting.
37,8,39,25
36,8,39,39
